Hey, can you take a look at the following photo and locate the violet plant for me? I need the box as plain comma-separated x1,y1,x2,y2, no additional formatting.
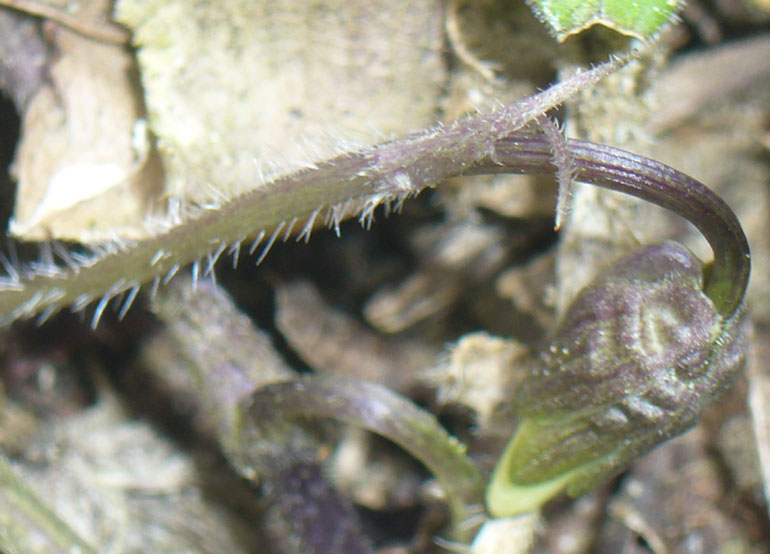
0,51,751,545
233,128,750,532
475,130,750,516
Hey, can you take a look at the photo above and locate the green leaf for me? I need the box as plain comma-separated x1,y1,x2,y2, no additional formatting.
527,0,682,41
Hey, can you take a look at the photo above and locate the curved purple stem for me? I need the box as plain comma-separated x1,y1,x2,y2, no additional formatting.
243,375,486,542
470,132,750,317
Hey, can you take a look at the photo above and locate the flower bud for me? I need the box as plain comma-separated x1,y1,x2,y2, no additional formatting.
487,242,748,517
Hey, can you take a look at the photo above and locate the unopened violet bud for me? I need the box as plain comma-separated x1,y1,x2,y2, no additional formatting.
487,241,748,517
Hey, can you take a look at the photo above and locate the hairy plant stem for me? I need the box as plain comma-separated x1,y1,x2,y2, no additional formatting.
0,47,753,547
0,53,749,327
0,57,630,325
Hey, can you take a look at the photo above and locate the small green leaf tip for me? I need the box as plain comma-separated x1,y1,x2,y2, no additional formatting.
526,0,681,42
487,242,748,517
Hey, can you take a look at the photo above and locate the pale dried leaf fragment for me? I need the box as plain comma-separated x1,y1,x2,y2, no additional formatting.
8,397,261,553
10,25,160,242
470,513,539,554
116,0,446,203
494,251,556,340
428,332,527,430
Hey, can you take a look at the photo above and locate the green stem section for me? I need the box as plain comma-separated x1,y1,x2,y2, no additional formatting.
244,376,486,542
